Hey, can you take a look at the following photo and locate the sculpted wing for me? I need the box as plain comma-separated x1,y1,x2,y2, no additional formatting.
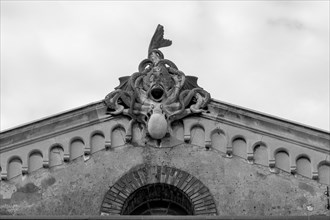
182,76,202,90
115,76,130,90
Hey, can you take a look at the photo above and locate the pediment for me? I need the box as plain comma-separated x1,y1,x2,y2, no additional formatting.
0,24,329,217
0,97,329,183
0,25,329,183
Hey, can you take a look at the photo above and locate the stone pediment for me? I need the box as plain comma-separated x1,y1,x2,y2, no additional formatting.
0,25,329,216
0,97,329,181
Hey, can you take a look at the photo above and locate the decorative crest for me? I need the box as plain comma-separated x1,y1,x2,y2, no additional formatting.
104,25,210,147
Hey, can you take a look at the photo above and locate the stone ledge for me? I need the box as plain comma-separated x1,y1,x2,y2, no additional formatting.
0,215,329,219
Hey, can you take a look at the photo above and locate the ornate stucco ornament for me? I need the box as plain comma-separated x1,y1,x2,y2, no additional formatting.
104,25,210,146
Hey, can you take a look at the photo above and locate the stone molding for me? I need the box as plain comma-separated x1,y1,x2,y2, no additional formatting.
100,165,217,216
0,99,329,183
1,99,328,154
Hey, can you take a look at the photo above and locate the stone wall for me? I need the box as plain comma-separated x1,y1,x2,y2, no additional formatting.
1,100,329,216
0,143,329,216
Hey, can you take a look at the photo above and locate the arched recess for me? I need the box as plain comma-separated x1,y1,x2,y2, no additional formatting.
91,132,105,154
171,120,184,141
253,143,268,166
111,126,126,148
296,156,311,178
100,165,217,216
190,126,205,147
70,138,85,160
211,129,226,153
275,149,290,173
28,150,43,173
232,137,247,159
49,145,64,167
7,156,22,180
318,161,330,185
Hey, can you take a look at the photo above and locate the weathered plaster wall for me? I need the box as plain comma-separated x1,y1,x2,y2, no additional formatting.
1,143,329,216
1,100,329,216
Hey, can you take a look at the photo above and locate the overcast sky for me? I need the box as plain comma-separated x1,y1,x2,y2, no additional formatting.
1,1,329,132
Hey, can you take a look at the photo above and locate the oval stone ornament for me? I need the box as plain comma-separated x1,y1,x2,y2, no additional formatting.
148,113,168,139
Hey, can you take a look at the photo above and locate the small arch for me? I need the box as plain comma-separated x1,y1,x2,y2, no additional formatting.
190,125,205,147
91,132,105,154
210,129,226,153
253,142,268,166
275,149,290,173
318,161,330,185
91,130,105,137
171,120,184,141
111,125,126,148
230,135,246,143
28,150,43,173
111,124,126,133
296,155,311,178
70,137,85,160
7,156,22,180
49,144,64,167
274,147,290,156
232,136,247,159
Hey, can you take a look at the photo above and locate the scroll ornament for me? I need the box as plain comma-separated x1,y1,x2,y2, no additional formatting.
104,25,210,145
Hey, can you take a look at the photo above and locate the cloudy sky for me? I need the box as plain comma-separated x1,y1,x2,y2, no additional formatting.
1,1,329,132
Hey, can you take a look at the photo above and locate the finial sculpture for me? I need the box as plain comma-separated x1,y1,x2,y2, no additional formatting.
104,25,210,146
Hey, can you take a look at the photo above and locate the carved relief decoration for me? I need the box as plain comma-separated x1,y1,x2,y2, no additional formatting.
104,25,210,144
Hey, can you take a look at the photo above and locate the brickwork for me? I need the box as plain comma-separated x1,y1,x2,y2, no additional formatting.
101,165,217,216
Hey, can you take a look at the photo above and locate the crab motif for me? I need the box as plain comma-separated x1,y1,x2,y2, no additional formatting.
104,25,210,145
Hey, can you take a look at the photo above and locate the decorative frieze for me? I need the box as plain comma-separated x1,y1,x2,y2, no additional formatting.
0,114,329,186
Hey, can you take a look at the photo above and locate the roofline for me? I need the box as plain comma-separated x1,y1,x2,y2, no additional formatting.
0,98,329,136
0,100,105,134
210,99,330,134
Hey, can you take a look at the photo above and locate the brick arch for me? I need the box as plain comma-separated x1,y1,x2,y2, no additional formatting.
101,165,217,216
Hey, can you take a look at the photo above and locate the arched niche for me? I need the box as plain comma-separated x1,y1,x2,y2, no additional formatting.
275,150,290,173
211,129,226,152
8,157,22,180
49,145,64,167
232,137,247,159
253,144,268,166
171,120,184,141
70,138,85,160
91,132,105,154
28,151,43,173
190,126,205,147
111,126,126,148
296,156,311,178
318,162,330,185
100,165,217,216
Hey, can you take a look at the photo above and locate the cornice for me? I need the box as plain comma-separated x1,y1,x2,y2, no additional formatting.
209,99,329,135
0,99,329,154
200,114,329,155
